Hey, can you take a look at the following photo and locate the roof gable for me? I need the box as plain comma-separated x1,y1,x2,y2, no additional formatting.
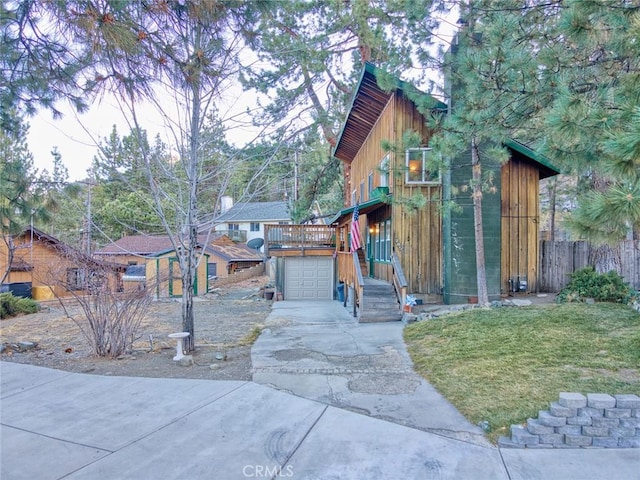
333,63,447,163
504,139,560,179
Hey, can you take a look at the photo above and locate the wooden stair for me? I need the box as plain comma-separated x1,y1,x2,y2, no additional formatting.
358,278,402,323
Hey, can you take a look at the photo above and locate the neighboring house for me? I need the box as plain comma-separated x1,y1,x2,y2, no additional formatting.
0,227,123,300
94,233,263,297
214,200,292,247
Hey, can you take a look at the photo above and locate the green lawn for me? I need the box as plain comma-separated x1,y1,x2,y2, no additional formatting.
403,303,640,443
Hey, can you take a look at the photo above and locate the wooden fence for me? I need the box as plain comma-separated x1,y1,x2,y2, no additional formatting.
539,240,640,292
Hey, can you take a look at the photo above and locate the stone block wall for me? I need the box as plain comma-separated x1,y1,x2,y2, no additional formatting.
499,393,640,449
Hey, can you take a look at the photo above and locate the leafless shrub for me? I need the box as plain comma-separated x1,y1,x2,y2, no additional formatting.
46,248,152,358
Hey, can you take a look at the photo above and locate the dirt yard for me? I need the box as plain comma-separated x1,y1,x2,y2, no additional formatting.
0,276,273,380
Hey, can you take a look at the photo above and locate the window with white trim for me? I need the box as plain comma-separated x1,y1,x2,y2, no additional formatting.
380,155,389,187
406,148,440,184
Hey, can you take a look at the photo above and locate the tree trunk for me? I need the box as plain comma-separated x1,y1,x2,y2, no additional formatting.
181,268,195,352
0,237,15,285
471,138,489,305
548,177,557,241
589,243,621,274
588,172,622,274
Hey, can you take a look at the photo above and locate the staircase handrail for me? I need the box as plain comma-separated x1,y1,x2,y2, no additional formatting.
391,252,408,307
352,251,364,317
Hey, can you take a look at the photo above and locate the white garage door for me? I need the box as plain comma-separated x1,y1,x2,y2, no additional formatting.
284,257,333,300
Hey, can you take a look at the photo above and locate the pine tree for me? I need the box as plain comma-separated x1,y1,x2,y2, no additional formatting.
539,1,640,271
0,112,48,283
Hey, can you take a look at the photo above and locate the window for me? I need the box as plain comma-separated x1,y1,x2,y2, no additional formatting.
359,181,364,203
380,155,389,188
207,263,217,279
228,223,239,231
250,222,260,232
66,268,85,290
406,148,440,184
369,219,392,262
351,189,357,206
368,171,374,197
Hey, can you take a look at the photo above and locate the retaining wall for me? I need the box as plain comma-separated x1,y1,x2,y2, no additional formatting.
499,392,640,449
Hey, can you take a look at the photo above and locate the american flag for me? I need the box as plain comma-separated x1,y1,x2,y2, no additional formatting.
350,202,361,252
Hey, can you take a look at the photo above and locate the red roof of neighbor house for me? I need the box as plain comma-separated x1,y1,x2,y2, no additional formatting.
94,233,229,256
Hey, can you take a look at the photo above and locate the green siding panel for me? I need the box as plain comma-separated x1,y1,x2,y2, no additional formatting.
443,148,502,304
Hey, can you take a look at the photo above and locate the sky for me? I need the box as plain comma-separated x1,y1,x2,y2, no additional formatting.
26,81,267,182
26,15,458,183
28,101,120,181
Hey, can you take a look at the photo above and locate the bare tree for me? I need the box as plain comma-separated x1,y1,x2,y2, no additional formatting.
46,2,276,352
47,248,151,358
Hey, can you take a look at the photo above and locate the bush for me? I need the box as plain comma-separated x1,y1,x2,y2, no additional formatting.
556,266,635,304
0,292,39,319
16,297,39,315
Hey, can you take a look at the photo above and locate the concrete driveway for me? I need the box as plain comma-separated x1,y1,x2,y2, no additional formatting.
1,299,638,479
252,300,486,444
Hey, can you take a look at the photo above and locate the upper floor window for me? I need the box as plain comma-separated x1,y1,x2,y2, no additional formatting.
250,222,260,232
228,223,239,231
380,155,389,188
406,148,440,184
368,171,374,197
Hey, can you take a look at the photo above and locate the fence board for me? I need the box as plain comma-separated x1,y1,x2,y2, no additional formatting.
539,240,639,292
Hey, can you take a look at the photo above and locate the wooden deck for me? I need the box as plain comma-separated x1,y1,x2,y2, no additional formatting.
264,225,336,257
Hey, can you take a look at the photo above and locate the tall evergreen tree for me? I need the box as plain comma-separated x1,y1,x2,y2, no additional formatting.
0,111,48,283
539,1,640,271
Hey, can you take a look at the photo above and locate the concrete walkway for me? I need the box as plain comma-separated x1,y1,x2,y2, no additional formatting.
252,300,487,445
1,299,638,479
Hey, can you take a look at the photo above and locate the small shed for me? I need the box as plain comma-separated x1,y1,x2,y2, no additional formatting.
146,249,210,298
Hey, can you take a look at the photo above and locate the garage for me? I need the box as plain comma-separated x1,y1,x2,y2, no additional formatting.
284,257,333,300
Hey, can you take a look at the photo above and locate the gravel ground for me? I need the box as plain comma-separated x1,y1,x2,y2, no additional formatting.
0,276,272,380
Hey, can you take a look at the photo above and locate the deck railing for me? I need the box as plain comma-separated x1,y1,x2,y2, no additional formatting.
391,252,408,307
264,224,335,255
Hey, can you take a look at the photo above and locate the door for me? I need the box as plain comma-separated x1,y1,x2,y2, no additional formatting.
284,257,333,300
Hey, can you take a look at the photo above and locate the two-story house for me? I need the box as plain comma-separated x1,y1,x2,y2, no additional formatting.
330,62,558,316
214,199,292,247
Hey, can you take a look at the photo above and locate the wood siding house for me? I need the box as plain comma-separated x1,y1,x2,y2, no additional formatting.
332,63,559,307
332,63,447,306
1,227,123,300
